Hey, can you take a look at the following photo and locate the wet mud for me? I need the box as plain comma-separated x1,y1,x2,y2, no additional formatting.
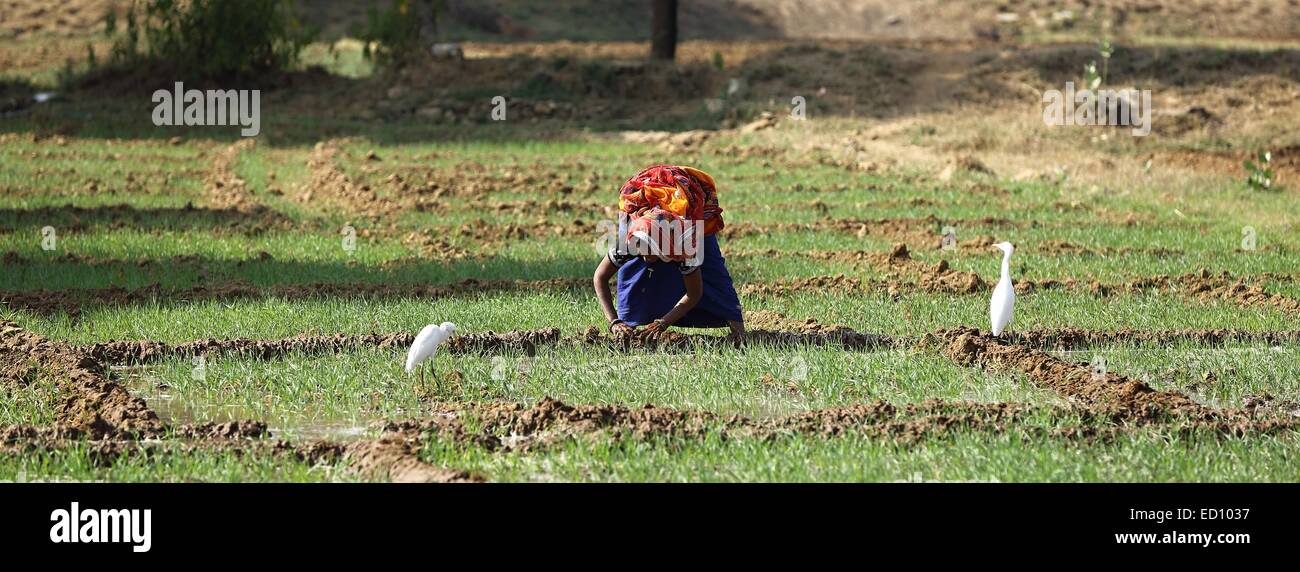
1,320,162,437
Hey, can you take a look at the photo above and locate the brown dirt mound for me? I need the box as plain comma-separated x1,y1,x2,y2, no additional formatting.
2,422,477,482
745,309,854,333
1035,240,1184,258
83,324,896,366
1184,273,1300,314
1003,328,1300,350
385,395,1300,453
1068,270,1300,315
1159,146,1300,185
205,140,260,212
766,399,1035,437
84,332,416,364
1,320,161,437
83,329,561,364
345,432,483,483
916,261,987,294
299,140,403,222
386,396,1010,451
930,327,1214,421
0,424,84,444
740,275,866,297
1242,393,1300,418
171,420,270,440
0,431,350,469
578,325,897,353
85,325,1294,367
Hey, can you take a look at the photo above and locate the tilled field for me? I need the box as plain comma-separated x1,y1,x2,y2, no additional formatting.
3,297,1299,481
4,27,1300,480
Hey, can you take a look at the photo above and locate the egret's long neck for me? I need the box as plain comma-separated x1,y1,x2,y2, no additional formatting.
1000,250,1012,280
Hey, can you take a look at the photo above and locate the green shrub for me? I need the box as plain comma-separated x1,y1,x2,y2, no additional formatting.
109,0,315,79
357,0,429,68
1244,151,1274,191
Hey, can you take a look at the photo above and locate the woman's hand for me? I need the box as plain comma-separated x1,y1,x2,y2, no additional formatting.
638,320,669,340
609,321,634,336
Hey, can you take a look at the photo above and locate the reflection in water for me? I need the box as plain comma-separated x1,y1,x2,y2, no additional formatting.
113,365,378,440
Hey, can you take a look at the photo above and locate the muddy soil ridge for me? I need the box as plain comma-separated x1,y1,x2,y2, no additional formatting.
930,327,1218,421
7,250,1298,318
383,393,1300,454
79,321,1300,367
384,396,1044,452
345,431,484,483
0,320,162,437
1000,328,1300,351
81,324,901,366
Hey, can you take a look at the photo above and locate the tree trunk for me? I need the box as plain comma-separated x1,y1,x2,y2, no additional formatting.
417,0,440,46
651,0,677,61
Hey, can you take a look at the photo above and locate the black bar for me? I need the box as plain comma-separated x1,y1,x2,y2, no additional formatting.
0,483,1287,560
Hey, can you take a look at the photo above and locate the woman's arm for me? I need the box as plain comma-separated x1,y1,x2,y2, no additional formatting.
660,270,703,325
593,256,631,333
641,271,703,338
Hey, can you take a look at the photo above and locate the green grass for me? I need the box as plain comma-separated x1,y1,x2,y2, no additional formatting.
1053,344,1300,408
0,444,362,483
12,285,1297,346
418,429,1300,482
0,368,61,426
125,345,1056,431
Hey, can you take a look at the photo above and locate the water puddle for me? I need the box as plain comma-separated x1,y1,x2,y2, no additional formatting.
113,365,381,441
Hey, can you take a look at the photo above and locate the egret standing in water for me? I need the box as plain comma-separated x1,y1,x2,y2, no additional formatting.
405,322,457,385
989,242,1016,337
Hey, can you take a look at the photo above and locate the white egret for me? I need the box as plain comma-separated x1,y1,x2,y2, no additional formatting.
989,242,1016,336
405,322,457,384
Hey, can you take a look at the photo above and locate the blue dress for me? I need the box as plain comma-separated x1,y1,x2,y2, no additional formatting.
612,234,744,328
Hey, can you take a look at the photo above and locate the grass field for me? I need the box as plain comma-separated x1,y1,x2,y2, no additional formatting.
3,13,1300,482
